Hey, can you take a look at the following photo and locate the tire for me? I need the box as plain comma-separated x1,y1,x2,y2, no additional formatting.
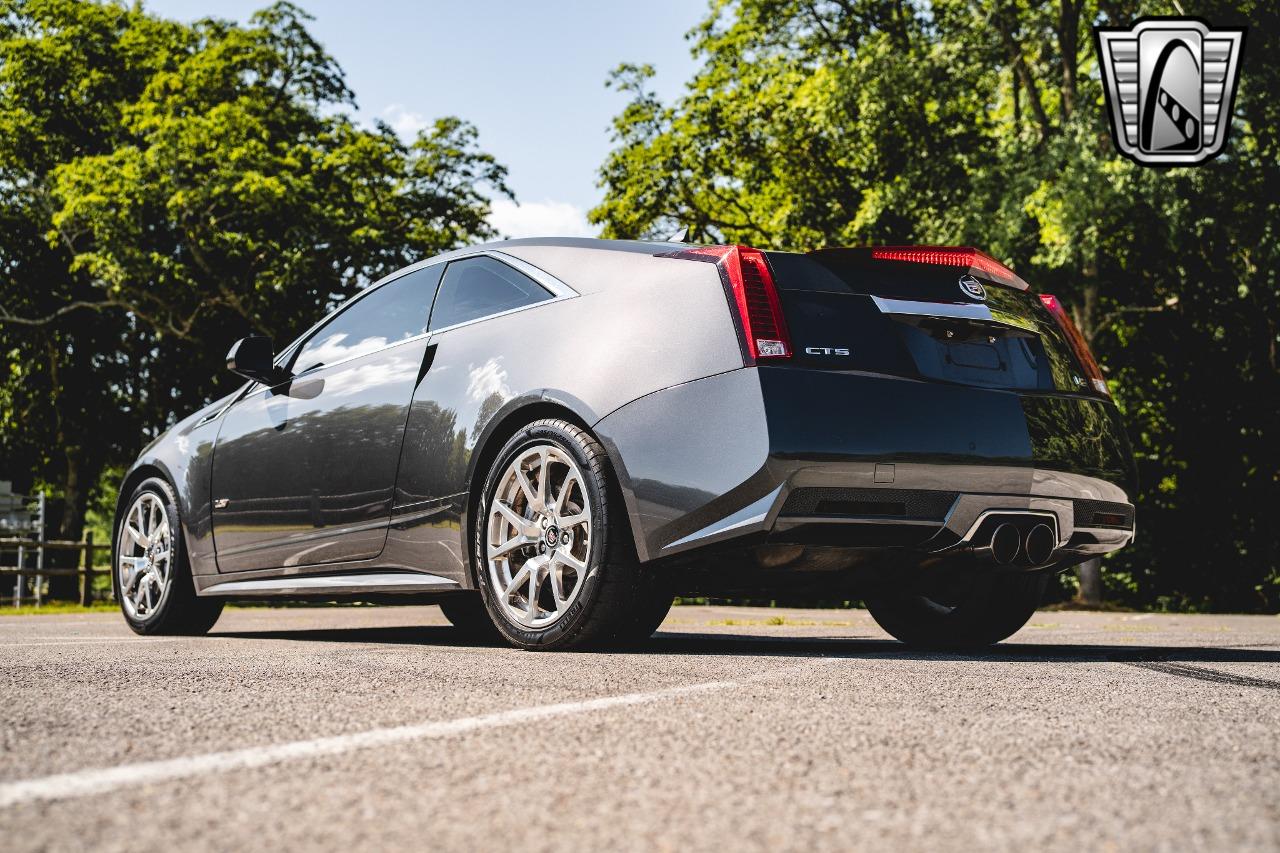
866,569,1049,649
113,477,223,636
613,575,675,646
472,418,646,651
438,593,500,640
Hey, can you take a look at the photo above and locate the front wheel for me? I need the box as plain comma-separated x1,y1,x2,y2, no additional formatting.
473,419,646,651
114,477,223,636
866,569,1049,649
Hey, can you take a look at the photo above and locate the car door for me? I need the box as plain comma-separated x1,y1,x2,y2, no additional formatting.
210,265,444,573
389,255,558,577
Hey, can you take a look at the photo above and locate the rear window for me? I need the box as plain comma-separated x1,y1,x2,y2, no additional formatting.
430,256,552,330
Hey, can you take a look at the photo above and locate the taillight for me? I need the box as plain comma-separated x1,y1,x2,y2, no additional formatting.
870,245,1028,290
1039,294,1110,397
657,245,792,361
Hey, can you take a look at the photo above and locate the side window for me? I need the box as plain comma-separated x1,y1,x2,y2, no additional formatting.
429,256,552,331
291,265,443,372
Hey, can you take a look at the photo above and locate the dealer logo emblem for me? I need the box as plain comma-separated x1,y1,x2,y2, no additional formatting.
1095,17,1245,166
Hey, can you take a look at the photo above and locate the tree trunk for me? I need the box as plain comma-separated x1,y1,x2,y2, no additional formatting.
997,14,1052,141
1012,67,1021,129
47,446,89,600
57,450,87,542
1059,0,1082,120
1075,255,1101,346
45,342,91,600
1076,558,1104,606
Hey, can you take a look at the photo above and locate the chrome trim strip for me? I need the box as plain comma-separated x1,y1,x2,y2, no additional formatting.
199,572,457,596
196,396,241,427
871,296,1038,334
486,250,577,299
872,296,996,322
662,485,784,551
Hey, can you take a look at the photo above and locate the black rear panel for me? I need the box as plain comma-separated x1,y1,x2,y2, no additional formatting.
780,487,959,520
766,250,1091,395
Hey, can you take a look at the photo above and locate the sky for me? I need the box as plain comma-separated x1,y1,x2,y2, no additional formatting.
145,1,708,238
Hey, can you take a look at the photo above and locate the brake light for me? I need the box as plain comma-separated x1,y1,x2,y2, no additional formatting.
1039,294,1110,397
871,246,1028,290
658,245,792,360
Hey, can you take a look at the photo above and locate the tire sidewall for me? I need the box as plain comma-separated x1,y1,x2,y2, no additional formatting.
867,570,1048,648
114,477,187,635
473,422,611,648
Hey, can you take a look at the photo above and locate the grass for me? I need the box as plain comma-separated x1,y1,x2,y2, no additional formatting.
706,616,856,628
1042,599,1137,613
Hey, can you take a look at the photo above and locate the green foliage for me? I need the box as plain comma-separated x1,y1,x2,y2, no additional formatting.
594,0,1280,611
0,1,509,558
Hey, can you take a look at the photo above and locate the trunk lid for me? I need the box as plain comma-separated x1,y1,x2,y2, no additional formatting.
765,249,1096,395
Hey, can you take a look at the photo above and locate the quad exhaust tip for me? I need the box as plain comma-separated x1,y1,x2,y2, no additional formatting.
990,523,1021,565
1023,523,1056,567
987,520,1056,567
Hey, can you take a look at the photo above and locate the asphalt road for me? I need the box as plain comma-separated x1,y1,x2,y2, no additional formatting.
1,604,1278,852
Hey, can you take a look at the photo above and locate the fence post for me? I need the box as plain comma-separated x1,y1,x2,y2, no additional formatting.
34,492,46,607
14,544,23,607
80,532,96,607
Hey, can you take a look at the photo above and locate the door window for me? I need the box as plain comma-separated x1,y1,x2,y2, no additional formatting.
429,256,552,330
291,265,443,373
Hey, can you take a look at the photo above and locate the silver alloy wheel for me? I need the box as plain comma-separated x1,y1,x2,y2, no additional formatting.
486,444,593,629
117,492,174,621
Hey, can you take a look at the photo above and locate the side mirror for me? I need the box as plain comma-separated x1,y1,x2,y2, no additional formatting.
226,335,288,385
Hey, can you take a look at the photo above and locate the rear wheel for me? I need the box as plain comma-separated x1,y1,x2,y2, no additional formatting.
614,576,675,646
114,477,223,636
473,419,645,651
866,569,1048,649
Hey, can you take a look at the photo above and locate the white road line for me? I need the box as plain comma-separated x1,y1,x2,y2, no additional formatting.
1,638,174,648
0,620,108,629
0,679,738,808
0,630,145,637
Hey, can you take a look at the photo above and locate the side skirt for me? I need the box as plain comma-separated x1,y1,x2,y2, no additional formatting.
197,571,460,598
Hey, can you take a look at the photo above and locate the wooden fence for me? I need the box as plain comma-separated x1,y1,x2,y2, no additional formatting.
0,533,101,606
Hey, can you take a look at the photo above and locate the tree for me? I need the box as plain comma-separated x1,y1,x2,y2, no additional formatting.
593,0,1280,611
0,1,510,595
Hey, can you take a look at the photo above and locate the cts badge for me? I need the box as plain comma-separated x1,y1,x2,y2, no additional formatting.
958,275,987,301
805,346,851,356
1095,18,1245,166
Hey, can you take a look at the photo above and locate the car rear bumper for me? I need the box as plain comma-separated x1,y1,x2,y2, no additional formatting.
768,478,1135,557
595,366,1136,566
